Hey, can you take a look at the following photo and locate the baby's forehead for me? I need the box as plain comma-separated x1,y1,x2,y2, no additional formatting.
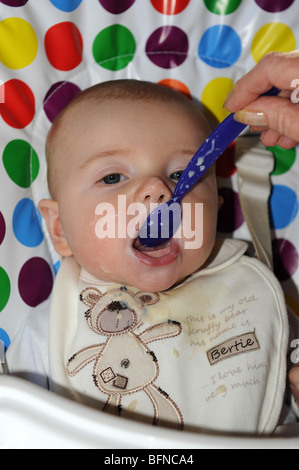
58,87,204,123
48,92,208,162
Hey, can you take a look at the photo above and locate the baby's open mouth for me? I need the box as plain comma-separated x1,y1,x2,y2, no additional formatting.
132,236,180,266
133,237,172,258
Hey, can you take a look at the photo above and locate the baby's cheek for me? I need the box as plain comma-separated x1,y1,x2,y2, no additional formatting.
89,237,129,277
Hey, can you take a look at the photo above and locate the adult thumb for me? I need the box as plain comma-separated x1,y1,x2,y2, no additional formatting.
233,95,299,146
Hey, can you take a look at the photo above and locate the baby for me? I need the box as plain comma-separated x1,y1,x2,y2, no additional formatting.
7,80,292,434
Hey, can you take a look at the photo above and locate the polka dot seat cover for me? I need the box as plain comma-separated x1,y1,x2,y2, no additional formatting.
1,0,299,352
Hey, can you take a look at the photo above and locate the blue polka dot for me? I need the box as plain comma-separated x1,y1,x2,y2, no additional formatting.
54,260,61,274
49,0,83,12
0,329,11,352
270,185,299,230
198,25,242,68
13,198,44,247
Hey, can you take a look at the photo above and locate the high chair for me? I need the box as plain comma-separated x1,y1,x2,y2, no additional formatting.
1,0,299,448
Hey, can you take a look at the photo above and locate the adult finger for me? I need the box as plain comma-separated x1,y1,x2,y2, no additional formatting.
225,51,299,112
232,95,299,147
260,130,297,149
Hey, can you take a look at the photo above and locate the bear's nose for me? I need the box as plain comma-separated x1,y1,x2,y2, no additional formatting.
121,358,130,369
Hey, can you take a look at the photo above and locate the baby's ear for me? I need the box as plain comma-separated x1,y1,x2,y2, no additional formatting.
38,199,72,257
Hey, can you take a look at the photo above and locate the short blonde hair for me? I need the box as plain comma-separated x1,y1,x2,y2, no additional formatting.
46,79,210,198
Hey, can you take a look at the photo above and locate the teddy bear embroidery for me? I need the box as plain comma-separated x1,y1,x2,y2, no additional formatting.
66,286,183,429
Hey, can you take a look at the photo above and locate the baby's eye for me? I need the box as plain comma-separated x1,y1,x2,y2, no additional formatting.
101,173,126,185
170,170,184,182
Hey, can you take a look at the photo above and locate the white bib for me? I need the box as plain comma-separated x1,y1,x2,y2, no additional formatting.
49,239,289,434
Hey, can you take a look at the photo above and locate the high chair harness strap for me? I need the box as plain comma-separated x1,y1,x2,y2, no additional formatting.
235,136,275,271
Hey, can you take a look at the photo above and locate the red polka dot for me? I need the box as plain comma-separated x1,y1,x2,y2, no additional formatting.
216,143,237,178
0,79,35,129
45,22,83,71
150,0,190,14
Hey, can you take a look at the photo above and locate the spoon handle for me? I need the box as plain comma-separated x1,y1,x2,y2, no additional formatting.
172,86,281,201
138,87,280,248
173,114,245,199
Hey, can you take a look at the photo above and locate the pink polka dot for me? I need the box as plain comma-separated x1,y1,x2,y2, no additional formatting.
0,212,5,245
18,258,53,307
1,0,28,5
44,81,81,122
273,238,299,282
146,26,188,69
45,22,83,71
255,0,294,12
98,0,136,13
0,80,35,129
217,187,244,233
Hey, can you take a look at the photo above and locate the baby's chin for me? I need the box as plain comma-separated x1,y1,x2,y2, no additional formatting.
88,266,183,293
120,264,193,293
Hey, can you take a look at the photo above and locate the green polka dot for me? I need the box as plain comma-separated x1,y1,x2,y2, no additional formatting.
93,25,136,71
0,267,10,312
3,140,39,188
268,145,296,176
203,0,242,15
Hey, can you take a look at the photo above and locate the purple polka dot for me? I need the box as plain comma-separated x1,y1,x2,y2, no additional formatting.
146,26,189,69
273,238,299,282
18,258,53,307
255,0,294,12
1,0,29,6
0,212,5,245
217,188,244,233
43,81,81,123
98,0,136,14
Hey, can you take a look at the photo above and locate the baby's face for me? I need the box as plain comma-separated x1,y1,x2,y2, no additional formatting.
52,98,219,292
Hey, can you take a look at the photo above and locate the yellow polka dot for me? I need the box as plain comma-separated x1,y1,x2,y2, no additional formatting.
251,23,296,63
0,18,38,70
201,77,234,123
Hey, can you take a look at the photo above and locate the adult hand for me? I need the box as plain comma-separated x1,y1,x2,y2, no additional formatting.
225,51,299,149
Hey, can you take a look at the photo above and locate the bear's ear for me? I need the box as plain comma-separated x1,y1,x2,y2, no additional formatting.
135,291,160,306
80,287,104,307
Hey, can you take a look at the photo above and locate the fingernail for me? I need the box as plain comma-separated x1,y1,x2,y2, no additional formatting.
234,110,268,127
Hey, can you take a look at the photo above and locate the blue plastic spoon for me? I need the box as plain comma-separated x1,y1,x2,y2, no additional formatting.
137,87,280,248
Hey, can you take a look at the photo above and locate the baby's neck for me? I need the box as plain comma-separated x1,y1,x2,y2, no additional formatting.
79,268,116,287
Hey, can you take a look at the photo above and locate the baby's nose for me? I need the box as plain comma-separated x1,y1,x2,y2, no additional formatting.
136,177,172,206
